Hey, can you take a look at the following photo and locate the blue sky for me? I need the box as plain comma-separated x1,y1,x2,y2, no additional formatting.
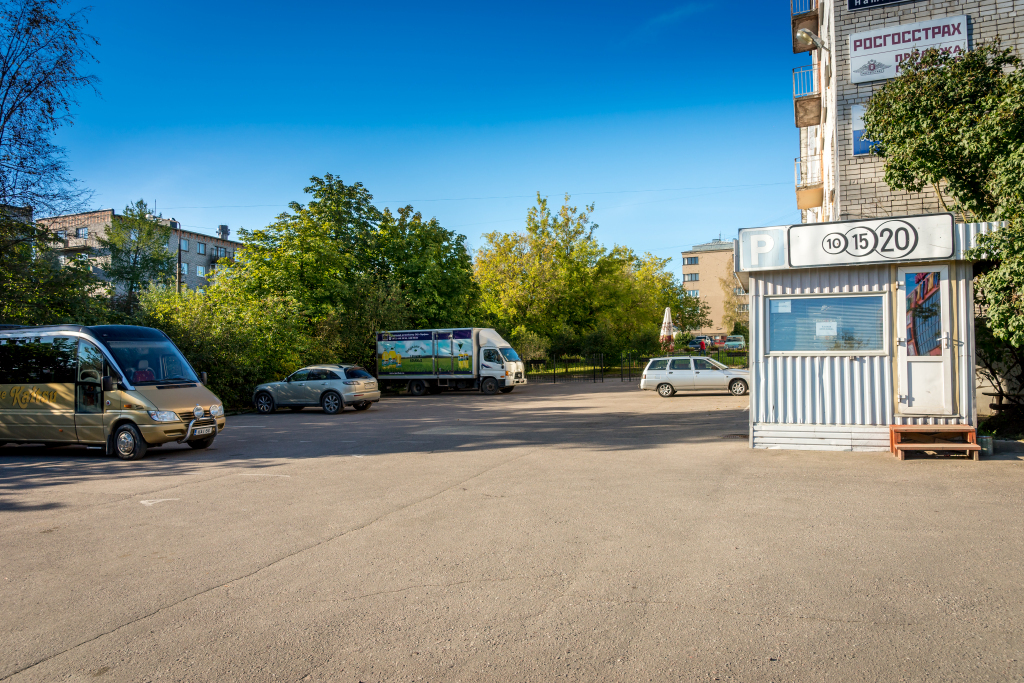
58,1,809,269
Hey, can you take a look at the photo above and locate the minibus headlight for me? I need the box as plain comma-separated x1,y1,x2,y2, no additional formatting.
148,410,179,422
209,404,223,417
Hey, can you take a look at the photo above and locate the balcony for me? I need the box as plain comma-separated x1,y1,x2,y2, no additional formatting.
793,64,821,128
795,155,824,210
791,0,819,54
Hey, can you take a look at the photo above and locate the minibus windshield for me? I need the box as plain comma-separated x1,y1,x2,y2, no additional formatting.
103,340,199,385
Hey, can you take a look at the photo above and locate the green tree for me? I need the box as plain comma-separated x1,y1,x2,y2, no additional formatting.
475,194,709,356
0,212,106,324
98,200,175,314
863,40,1023,222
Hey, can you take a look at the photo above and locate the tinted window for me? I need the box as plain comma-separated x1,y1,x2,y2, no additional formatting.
0,336,78,384
344,367,374,380
324,370,341,380
647,359,668,371
670,359,691,370
288,369,310,382
693,358,718,371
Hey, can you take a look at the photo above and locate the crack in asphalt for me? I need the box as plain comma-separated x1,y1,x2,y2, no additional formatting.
0,446,543,682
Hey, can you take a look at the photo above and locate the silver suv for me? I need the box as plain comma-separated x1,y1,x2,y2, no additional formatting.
253,365,381,414
640,356,749,397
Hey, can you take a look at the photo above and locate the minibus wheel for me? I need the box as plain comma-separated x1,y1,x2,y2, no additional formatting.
188,436,215,450
113,423,147,461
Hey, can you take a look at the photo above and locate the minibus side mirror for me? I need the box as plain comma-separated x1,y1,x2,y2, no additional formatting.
201,372,208,385
102,376,114,392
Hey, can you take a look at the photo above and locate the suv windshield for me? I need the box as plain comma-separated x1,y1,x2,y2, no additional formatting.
104,340,199,385
344,367,374,380
499,347,521,362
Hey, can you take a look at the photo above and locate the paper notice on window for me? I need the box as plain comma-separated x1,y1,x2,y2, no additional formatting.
775,300,791,313
816,321,838,337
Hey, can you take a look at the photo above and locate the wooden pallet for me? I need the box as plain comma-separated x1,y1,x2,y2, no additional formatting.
890,424,980,461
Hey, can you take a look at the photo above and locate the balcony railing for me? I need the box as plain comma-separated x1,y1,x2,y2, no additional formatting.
793,64,819,99
791,0,818,16
795,155,822,189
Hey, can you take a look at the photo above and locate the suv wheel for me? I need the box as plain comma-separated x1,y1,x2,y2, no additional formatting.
657,383,675,398
729,379,748,396
113,423,147,461
321,391,342,414
254,392,275,414
480,377,499,395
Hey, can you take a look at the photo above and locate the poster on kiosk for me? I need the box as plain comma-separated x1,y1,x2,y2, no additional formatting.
735,213,979,451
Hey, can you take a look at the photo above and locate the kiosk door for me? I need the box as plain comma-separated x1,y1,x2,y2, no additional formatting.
897,265,953,415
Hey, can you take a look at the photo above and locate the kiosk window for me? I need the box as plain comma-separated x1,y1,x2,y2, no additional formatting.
769,295,884,353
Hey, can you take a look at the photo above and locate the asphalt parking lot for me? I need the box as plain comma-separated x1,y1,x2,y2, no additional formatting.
2,382,1023,682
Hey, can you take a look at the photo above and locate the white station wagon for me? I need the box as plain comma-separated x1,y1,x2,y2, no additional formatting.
640,356,749,397
252,364,381,414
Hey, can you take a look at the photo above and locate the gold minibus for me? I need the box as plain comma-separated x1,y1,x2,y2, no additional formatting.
0,324,225,460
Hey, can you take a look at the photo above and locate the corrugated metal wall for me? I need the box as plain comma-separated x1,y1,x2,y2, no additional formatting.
749,264,893,428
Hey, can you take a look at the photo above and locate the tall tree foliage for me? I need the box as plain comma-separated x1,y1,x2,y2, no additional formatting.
0,0,98,216
98,200,175,315
475,193,709,355
865,40,1024,347
233,173,476,346
863,40,1023,222
0,212,105,324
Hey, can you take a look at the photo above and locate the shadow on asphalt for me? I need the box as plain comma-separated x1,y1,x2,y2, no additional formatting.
0,384,745,505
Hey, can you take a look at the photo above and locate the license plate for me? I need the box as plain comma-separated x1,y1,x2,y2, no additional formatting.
193,427,213,436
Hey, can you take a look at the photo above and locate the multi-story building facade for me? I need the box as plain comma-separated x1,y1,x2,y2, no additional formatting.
41,211,241,292
169,224,239,292
789,0,1022,223
680,238,747,338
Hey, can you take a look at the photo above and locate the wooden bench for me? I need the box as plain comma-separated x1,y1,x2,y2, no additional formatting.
890,424,981,461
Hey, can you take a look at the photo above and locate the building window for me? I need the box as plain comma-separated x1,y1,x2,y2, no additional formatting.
56,230,66,240
197,242,206,255
768,295,884,353
683,256,699,265
687,290,700,297
75,227,88,239
738,304,749,312
196,287,205,295
734,287,745,295
196,265,206,278
218,246,226,257
180,263,188,275
180,239,189,251
683,273,699,282
228,250,234,259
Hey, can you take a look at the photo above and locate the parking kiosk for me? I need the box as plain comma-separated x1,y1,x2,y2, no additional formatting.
734,214,999,452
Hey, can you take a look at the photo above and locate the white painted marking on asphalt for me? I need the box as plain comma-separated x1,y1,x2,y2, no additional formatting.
239,473,291,478
140,499,179,506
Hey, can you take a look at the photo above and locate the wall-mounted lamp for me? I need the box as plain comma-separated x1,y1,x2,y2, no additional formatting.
796,28,831,53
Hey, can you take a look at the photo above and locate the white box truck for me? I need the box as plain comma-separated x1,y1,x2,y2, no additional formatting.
376,328,526,396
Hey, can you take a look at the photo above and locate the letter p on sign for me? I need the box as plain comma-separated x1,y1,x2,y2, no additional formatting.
739,227,785,270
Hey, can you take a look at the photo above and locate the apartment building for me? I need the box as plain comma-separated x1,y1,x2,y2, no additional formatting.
789,0,1022,222
41,210,242,291
680,238,747,338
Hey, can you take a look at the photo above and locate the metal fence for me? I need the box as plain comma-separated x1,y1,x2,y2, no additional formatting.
793,64,819,99
525,350,749,384
791,0,817,15
795,154,822,188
